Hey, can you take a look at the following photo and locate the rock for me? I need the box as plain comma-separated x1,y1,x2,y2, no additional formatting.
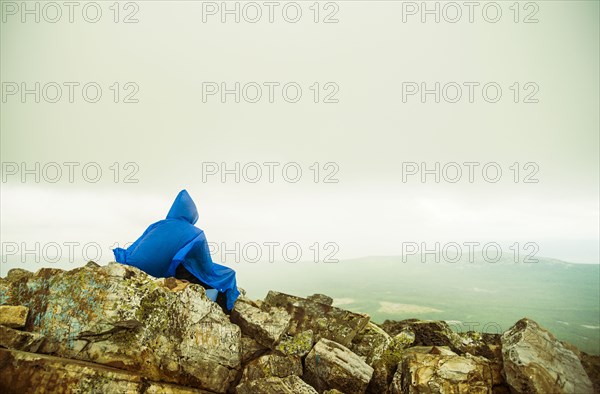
378,320,509,393
579,352,600,393
240,335,268,364
379,319,464,353
231,298,291,348
0,325,45,352
390,346,495,394
323,390,345,394
367,330,415,394
236,375,318,394
457,331,503,360
263,291,370,347
84,261,101,269
0,305,28,328
304,338,374,394
275,330,314,357
5,269,32,283
307,294,333,306
501,318,594,394
0,348,211,393
457,331,507,391
351,322,392,365
0,262,241,393
236,295,260,308
240,353,302,382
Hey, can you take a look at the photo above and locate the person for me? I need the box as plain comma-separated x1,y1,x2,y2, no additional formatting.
113,189,239,313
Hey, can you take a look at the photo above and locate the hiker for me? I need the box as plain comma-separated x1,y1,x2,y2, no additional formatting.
112,189,239,314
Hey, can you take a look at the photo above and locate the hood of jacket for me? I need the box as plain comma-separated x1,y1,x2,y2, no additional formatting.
166,189,199,225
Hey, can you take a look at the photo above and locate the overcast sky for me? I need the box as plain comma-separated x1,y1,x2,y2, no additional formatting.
1,1,598,275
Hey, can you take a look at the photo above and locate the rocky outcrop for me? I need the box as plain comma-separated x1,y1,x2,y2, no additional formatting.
390,346,495,394
0,263,241,393
264,290,370,347
372,319,511,393
0,263,597,394
501,317,594,393
0,348,210,394
304,338,374,393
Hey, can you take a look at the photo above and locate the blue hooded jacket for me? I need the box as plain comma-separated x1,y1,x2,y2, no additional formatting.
113,190,240,310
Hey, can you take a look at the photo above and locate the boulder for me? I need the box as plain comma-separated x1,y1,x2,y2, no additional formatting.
390,346,495,394
377,320,508,393
379,319,464,353
263,291,370,347
579,352,600,393
0,305,28,328
307,294,334,306
236,375,318,394
351,322,392,365
4,268,33,283
0,348,211,393
457,331,502,361
0,263,241,393
275,330,314,357
501,318,594,394
84,261,101,269
240,353,302,382
231,298,291,349
367,330,415,394
240,335,268,364
0,325,45,352
457,331,507,391
304,338,374,394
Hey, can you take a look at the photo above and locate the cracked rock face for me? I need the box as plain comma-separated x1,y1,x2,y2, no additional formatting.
366,330,415,394
239,353,302,382
231,297,291,349
391,346,495,394
351,322,392,366
0,325,45,353
0,263,241,393
240,335,268,364
304,338,374,394
236,375,318,394
0,349,211,394
263,291,370,347
501,318,594,394
380,319,464,354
